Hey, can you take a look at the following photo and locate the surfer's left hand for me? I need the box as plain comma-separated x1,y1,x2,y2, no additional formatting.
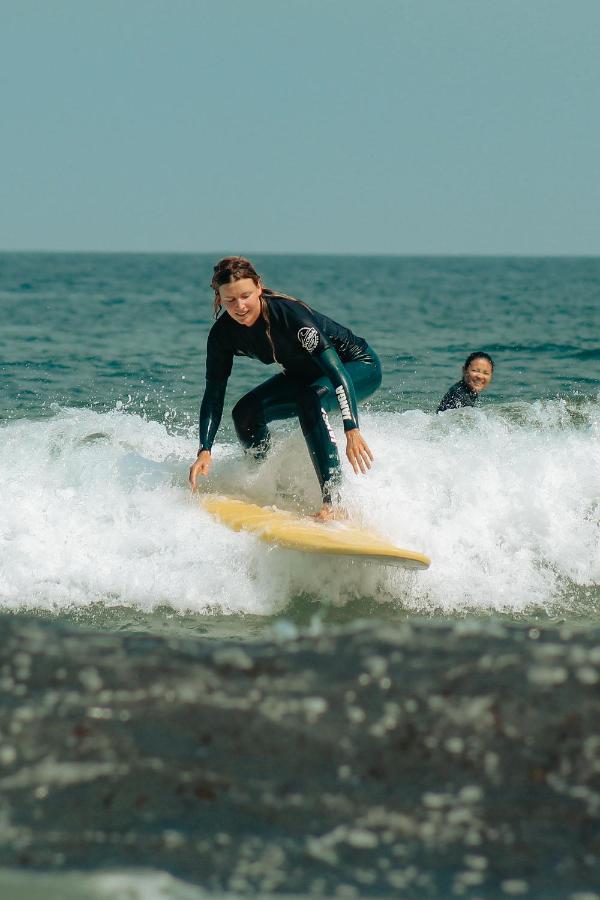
189,450,212,491
345,428,373,475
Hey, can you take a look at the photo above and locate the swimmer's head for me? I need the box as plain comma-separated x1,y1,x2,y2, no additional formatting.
463,352,494,393
211,257,262,319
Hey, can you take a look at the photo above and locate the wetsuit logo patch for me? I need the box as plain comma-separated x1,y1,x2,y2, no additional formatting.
298,326,319,353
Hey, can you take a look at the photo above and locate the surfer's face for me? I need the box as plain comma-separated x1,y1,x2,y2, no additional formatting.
464,358,493,393
219,278,262,327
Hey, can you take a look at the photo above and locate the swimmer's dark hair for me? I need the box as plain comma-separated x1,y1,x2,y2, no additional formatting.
463,351,494,372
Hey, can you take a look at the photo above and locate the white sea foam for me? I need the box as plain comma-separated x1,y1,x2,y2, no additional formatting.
0,401,598,616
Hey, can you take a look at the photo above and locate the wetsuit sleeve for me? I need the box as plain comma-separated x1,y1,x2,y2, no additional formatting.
314,346,360,432
285,301,332,356
199,379,227,451
198,325,234,451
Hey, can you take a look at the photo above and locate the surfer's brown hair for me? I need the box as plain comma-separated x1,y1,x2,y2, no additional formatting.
211,256,262,317
210,256,283,363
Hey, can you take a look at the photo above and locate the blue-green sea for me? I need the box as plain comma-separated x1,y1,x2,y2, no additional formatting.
0,253,599,898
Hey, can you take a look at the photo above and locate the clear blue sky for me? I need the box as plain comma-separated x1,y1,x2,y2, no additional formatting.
1,0,599,254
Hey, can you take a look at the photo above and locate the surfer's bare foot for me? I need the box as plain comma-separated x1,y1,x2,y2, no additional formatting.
313,505,348,522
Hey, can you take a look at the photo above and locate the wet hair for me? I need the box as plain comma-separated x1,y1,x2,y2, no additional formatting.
210,256,282,362
463,351,494,372
211,256,261,317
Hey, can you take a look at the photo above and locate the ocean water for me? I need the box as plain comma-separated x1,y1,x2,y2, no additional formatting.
0,253,599,897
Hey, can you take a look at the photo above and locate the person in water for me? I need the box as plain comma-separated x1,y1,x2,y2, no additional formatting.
188,256,382,519
437,352,494,412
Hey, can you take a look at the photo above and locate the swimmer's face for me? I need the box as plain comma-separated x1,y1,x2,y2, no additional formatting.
219,278,262,327
463,357,493,393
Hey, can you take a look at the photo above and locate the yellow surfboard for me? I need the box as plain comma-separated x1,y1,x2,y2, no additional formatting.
200,495,430,569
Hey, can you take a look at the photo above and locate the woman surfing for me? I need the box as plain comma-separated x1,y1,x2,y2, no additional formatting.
189,256,382,519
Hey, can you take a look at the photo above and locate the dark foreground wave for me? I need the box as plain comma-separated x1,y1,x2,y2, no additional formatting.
1,614,599,898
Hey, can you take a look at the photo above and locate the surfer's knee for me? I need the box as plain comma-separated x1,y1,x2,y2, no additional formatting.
295,383,326,430
232,394,259,439
232,393,270,452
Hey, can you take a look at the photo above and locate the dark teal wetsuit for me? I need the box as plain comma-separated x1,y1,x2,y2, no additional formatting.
437,379,478,413
199,292,382,503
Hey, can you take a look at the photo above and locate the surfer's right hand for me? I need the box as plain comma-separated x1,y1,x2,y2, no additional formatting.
189,450,212,491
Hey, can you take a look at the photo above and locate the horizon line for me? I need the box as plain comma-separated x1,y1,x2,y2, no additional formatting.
1,248,599,259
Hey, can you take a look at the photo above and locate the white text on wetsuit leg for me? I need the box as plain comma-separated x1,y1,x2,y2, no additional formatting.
321,409,337,444
335,386,352,421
